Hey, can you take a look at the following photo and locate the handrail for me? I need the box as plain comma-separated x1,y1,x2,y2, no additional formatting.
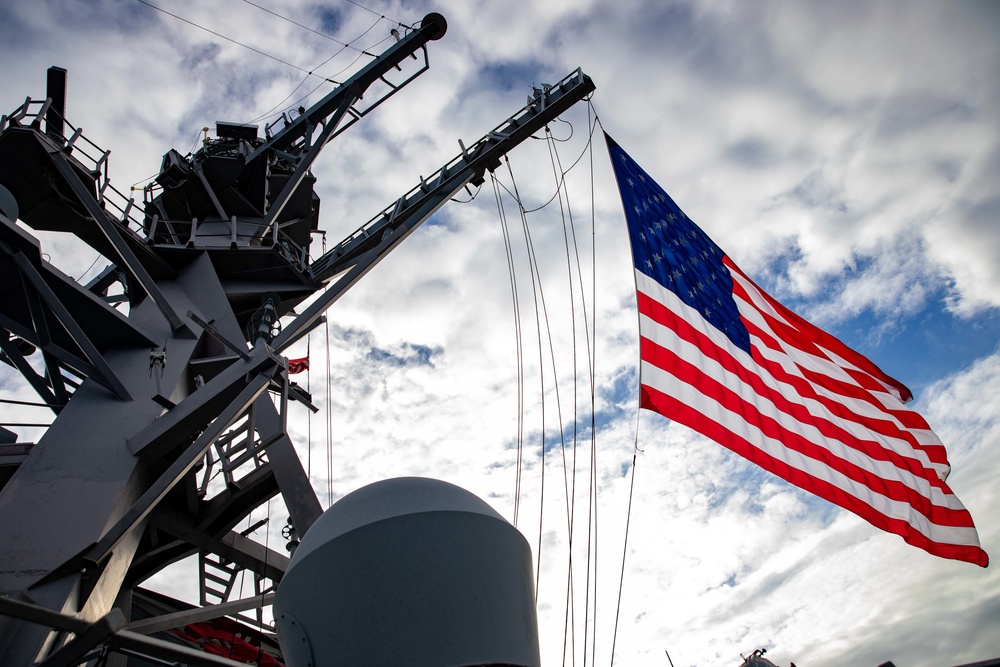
2,98,171,269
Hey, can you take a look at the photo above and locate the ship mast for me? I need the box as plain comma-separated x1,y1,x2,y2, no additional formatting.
0,12,594,665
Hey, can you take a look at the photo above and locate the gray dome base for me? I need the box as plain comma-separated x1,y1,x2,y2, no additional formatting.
274,477,540,667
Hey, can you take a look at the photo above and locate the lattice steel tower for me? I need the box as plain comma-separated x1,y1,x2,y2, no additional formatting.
0,12,594,666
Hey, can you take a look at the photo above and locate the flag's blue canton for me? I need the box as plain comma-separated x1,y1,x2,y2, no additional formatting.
606,135,751,354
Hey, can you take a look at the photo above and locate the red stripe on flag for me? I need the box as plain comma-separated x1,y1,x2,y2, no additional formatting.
740,315,950,466
637,330,974,529
728,272,951,467
726,259,913,402
731,277,912,408
638,291,949,479
639,382,988,567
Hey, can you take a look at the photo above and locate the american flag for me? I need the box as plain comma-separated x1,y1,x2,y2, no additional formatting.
606,133,987,567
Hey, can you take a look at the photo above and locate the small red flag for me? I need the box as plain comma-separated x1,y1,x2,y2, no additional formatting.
287,356,309,374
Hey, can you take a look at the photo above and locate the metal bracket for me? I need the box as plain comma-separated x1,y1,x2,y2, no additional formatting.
187,310,251,361
32,355,279,590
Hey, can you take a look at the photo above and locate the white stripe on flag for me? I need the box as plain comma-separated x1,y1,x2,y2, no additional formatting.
635,270,979,548
605,131,986,565
636,273,963,512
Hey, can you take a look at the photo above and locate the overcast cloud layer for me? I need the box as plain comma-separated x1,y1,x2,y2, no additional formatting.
1,1,998,666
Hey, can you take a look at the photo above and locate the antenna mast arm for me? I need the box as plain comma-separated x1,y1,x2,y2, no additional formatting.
272,68,596,353
249,12,448,159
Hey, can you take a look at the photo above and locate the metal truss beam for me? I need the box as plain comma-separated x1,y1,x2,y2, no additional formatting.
34,357,278,590
123,536,194,588
126,592,275,635
186,310,250,361
111,630,256,667
124,461,280,587
0,334,60,408
7,246,131,400
0,596,255,667
251,393,323,534
87,375,275,566
0,322,97,403
126,344,279,460
307,68,595,284
41,351,71,406
47,150,188,335
250,12,446,157
37,609,126,667
260,92,356,235
198,459,279,537
274,68,596,354
151,508,289,584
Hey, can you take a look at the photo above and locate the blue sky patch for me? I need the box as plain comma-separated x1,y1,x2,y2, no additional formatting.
315,6,342,36
367,341,441,368
476,60,551,94
832,299,1000,395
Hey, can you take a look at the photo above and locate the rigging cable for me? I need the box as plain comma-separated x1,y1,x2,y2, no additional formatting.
583,100,600,667
325,315,334,507
76,253,102,282
135,0,396,131
491,173,526,526
493,135,596,215
131,126,203,189
609,146,645,662
306,334,312,481
323,234,335,508
534,116,575,143
344,0,394,21
541,112,602,667
239,0,375,50
543,124,580,667
503,154,550,604
610,436,641,667
135,0,316,76
504,151,580,645
495,109,602,664
549,107,604,667
241,0,427,126
242,14,390,126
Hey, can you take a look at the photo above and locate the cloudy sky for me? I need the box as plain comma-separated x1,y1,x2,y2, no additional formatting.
2,1,999,666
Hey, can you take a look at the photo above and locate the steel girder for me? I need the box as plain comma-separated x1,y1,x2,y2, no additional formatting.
0,250,319,664
0,12,598,662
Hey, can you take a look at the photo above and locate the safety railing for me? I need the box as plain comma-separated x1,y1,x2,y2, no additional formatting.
308,67,593,282
2,97,150,244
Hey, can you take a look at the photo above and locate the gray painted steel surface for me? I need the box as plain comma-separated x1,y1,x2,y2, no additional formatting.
0,12,594,663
